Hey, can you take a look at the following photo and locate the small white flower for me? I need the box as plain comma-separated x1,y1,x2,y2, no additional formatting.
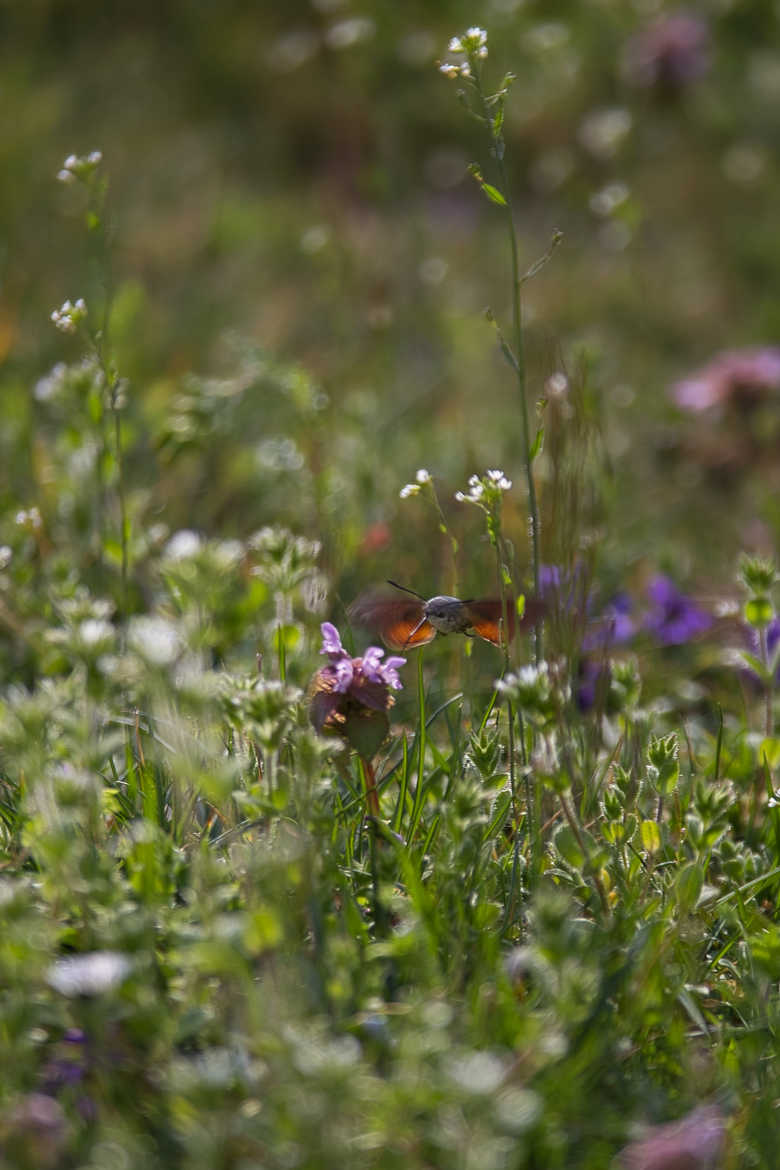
47,951,131,997
164,529,203,561
399,483,421,499
79,618,114,647
15,507,42,530
128,615,181,667
34,362,68,401
449,27,487,58
439,59,472,79
487,469,512,490
50,298,87,335
415,468,432,484
57,150,103,184
545,371,569,398
455,475,486,503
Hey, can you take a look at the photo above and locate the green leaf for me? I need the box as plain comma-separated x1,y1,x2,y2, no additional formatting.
554,824,585,869
343,709,389,760
640,819,661,854
760,737,780,769
529,426,544,461
481,183,508,207
675,861,704,914
739,651,769,682
483,789,512,842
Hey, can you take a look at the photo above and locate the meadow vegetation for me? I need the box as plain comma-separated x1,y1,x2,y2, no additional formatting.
0,4,779,1167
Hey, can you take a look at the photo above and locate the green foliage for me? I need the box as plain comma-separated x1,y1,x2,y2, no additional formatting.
1,8,779,1168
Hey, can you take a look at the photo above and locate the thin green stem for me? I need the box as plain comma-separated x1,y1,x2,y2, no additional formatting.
495,152,542,665
406,651,428,847
112,389,128,624
473,71,543,664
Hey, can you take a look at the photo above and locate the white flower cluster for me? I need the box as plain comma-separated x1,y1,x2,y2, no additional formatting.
439,61,471,79
455,474,484,503
486,467,512,490
449,27,488,57
455,468,511,503
57,151,102,184
399,468,432,499
439,25,487,78
50,298,87,335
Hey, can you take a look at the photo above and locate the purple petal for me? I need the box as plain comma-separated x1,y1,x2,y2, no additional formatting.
644,575,712,645
360,645,386,683
320,621,346,659
332,657,354,693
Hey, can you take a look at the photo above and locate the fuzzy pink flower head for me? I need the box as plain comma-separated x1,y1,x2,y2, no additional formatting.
672,347,780,412
622,12,710,91
618,1105,726,1170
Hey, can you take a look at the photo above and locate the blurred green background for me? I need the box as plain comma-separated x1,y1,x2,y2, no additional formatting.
2,0,779,605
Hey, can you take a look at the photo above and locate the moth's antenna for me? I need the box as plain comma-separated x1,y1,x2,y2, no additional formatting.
387,579,426,601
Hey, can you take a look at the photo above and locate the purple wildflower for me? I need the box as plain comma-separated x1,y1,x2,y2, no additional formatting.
672,347,780,412
576,658,610,712
644,575,712,645
622,11,710,92
583,593,635,651
741,616,780,687
3,1093,68,1169
539,564,562,595
538,562,590,617
310,623,406,750
617,1104,726,1169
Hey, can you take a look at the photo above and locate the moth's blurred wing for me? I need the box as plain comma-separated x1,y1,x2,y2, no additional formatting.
465,598,513,646
465,596,545,645
383,616,437,650
349,594,436,651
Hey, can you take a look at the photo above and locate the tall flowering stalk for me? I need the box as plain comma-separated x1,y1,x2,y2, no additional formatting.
440,28,561,665
55,151,129,620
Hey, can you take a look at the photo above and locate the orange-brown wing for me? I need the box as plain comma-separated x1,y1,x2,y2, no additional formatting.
465,596,546,646
348,594,437,651
465,598,514,646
